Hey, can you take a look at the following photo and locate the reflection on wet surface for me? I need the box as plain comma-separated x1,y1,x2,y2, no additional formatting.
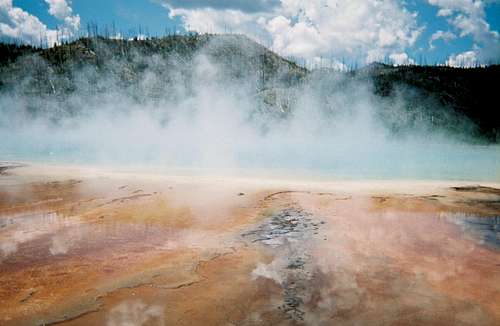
443,213,500,249
1,166,499,325
244,205,322,322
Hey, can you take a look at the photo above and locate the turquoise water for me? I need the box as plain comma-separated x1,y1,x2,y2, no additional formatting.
2,141,499,181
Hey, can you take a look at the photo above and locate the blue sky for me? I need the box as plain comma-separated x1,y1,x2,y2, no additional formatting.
408,2,470,64
13,0,181,37
3,0,500,66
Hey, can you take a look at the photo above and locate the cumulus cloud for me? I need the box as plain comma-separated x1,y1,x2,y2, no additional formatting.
165,0,423,64
429,30,457,49
163,0,500,66
0,0,79,45
0,0,55,44
427,0,500,65
161,0,280,13
167,6,269,40
389,52,415,66
46,0,72,19
160,0,277,42
45,0,80,32
446,50,478,67
267,0,422,63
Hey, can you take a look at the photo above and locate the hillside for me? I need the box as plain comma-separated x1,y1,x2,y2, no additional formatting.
0,35,499,141
359,63,500,141
0,34,306,96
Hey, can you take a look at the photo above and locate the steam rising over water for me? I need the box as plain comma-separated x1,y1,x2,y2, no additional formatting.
1,49,499,181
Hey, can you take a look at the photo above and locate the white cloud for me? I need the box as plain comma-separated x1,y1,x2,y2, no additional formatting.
161,0,280,13
166,0,423,64
446,50,478,67
428,0,500,64
0,0,79,46
429,30,457,49
269,0,422,62
163,0,500,66
437,8,453,16
168,6,269,40
161,0,275,43
389,52,415,66
45,0,72,19
45,0,80,32
266,15,327,58
0,0,55,44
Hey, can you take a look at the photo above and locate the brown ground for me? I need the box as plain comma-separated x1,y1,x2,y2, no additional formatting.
0,164,499,325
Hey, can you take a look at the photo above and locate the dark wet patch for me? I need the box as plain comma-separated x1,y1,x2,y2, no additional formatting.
451,186,500,195
101,193,153,206
263,191,311,201
243,206,324,322
372,196,388,203
242,207,320,246
460,199,500,206
420,195,446,201
448,214,500,249
277,252,314,322
19,288,36,303
0,163,24,175
279,282,305,321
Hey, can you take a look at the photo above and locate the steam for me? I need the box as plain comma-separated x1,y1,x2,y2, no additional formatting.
0,212,64,260
107,300,164,326
0,37,499,181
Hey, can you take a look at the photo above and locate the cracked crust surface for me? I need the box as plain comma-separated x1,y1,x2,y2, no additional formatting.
1,164,499,325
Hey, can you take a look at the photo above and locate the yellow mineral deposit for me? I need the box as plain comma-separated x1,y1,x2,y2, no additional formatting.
1,164,499,325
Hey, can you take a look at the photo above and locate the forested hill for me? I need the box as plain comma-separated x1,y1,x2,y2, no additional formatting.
0,34,498,141
0,34,306,93
360,63,500,141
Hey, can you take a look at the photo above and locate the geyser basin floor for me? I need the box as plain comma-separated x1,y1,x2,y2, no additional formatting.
0,164,499,325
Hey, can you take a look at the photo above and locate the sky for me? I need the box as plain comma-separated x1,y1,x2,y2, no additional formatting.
1,0,499,67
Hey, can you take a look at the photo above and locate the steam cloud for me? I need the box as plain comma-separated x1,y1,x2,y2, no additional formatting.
0,37,499,181
107,300,164,326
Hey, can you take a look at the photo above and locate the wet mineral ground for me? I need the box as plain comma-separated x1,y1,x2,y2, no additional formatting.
0,164,499,325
